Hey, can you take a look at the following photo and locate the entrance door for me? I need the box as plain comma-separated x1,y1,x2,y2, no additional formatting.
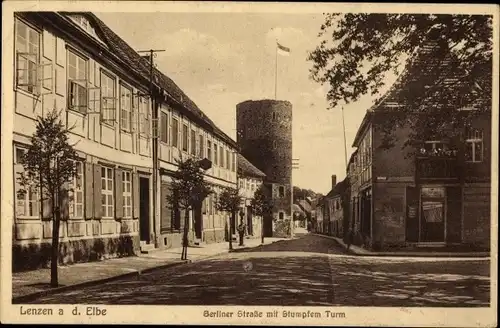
194,202,202,239
420,187,446,242
139,177,150,242
246,206,253,235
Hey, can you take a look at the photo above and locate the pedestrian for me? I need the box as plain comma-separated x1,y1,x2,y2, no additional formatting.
346,230,354,251
237,221,246,246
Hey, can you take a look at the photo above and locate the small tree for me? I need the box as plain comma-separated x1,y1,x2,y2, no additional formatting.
250,184,273,244
166,158,212,260
215,187,243,250
17,109,78,287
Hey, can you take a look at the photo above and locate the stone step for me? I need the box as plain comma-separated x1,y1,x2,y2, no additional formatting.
140,243,156,254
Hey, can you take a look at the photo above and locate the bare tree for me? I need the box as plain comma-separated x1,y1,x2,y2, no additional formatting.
17,109,78,287
166,158,212,260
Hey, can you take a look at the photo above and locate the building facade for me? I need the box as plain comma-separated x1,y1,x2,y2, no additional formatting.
237,154,266,239
323,176,348,238
347,60,491,251
11,12,237,270
236,99,293,238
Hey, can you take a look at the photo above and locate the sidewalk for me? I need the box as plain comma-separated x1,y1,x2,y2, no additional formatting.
314,233,491,258
12,237,284,303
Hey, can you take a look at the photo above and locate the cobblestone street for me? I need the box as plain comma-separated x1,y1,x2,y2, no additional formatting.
24,234,490,307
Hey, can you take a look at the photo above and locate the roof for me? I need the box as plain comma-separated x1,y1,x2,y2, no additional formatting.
237,154,266,178
60,12,237,149
292,204,305,215
325,179,348,199
297,200,312,214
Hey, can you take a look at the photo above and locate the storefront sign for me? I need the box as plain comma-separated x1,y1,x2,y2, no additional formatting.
408,206,417,218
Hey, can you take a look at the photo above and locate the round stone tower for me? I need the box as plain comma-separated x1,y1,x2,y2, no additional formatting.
236,99,293,238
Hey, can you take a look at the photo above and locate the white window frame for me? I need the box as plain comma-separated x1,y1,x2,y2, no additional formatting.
122,171,132,218
207,140,212,161
190,129,197,156
14,146,40,218
15,18,41,95
101,166,114,218
138,95,151,137
69,161,85,218
120,84,133,132
465,128,484,163
100,70,116,125
160,111,168,144
67,50,89,114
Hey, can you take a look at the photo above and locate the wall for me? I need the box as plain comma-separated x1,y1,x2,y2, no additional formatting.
462,183,490,248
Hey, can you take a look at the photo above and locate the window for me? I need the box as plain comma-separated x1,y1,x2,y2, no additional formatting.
120,84,132,131
69,161,84,218
172,118,179,148
214,143,218,166
207,140,212,162
279,186,285,198
465,128,483,163
232,153,236,172
160,111,168,144
191,130,196,155
273,140,277,149
279,212,284,220
68,50,88,114
15,19,40,95
101,167,114,218
226,149,230,169
239,180,244,189
14,147,40,217
198,134,204,158
272,112,277,121
100,71,116,124
122,171,132,218
138,96,150,137
182,124,188,152
422,141,449,155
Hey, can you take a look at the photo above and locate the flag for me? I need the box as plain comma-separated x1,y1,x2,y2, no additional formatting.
277,42,291,56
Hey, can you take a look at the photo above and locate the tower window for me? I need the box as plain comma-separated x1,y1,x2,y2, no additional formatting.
279,186,285,198
272,112,277,121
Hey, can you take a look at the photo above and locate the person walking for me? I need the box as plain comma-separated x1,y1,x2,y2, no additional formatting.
237,221,246,246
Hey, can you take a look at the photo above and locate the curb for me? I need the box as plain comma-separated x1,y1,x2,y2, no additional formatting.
12,260,190,304
313,233,491,258
12,240,271,304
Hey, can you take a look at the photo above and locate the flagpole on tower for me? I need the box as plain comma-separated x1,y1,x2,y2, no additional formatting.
275,39,278,100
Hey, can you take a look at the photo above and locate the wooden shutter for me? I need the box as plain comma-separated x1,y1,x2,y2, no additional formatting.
160,182,172,232
132,172,140,219
446,186,462,243
114,168,123,219
405,186,419,242
85,163,94,219
60,182,70,220
93,164,102,219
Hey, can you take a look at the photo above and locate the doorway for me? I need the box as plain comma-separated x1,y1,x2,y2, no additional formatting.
139,177,150,242
194,202,202,239
246,206,253,235
420,186,446,242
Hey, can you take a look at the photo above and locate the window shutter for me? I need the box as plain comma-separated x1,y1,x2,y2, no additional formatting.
132,172,140,219
42,192,52,220
405,186,419,242
60,182,70,220
85,163,94,219
93,164,102,219
114,168,123,219
14,164,26,217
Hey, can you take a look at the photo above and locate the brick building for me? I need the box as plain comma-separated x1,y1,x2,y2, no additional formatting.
11,12,237,270
347,48,491,251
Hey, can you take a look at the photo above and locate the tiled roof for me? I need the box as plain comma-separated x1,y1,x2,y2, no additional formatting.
297,200,312,213
325,179,348,199
238,154,266,178
60,11,236,148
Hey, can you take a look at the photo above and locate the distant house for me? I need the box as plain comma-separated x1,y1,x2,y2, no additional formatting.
237,154,266,239
297,199,312,228
292,204,305,228
314,196,324,234
323,175,348,238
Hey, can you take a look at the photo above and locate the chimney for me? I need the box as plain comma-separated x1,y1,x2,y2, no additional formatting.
331,175,337,189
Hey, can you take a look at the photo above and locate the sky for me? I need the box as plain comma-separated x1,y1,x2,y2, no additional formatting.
95,12,397,195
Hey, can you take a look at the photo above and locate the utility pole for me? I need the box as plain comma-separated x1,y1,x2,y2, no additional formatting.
137,49,165,248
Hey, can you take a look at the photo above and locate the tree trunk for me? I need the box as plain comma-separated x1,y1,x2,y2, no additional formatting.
51,192,60,288
228,213,233,250
261,216,265,244
181,208,190,260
